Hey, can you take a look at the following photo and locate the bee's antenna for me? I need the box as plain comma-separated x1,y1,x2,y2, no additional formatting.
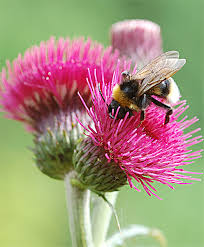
98,84,108,107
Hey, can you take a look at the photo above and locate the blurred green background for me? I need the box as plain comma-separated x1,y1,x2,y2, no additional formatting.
0,0,203,246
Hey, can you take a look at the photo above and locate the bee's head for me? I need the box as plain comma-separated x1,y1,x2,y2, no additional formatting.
121,71,131,82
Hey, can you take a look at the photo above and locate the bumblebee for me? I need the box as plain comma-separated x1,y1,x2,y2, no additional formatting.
100,51,186,124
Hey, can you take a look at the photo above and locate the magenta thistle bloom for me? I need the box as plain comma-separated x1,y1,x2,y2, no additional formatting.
0,37,121,179
0,37,119,133
111,19,162,68
77,63,203,199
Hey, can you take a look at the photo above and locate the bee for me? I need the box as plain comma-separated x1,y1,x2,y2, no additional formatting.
99,51,186,124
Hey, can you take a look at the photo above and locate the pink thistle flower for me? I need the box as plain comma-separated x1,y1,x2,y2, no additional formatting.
111,19,162,68
0,37,119,133
76,63,203,199
0,37,121,179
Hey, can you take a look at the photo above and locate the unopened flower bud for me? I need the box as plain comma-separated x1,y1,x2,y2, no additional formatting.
33,111,83,179
111,19,162,68
73,138,127,193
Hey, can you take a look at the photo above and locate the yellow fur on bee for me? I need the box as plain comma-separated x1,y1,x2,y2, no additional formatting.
112,84,140,111
112,84,131,107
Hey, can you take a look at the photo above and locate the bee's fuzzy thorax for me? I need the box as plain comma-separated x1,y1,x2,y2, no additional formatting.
112,84,132,108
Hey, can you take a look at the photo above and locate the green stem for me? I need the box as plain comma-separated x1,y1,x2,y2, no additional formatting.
92,191,118,247
65,171,93,247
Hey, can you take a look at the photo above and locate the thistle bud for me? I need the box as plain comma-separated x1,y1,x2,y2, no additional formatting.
111,19,163,68
33,112,83,179
73,138,127,193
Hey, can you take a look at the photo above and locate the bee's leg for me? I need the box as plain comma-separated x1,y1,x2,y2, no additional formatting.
147,95,173,124
136,94,150,123
164,109,173,124
140,110,145,122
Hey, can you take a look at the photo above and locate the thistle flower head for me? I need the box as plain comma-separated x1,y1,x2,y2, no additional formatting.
75,64,203,198
0,37,119,133
0,37,120,179
111,19,162,68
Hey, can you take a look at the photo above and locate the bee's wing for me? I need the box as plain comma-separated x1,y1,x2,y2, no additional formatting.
132,51,186,96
